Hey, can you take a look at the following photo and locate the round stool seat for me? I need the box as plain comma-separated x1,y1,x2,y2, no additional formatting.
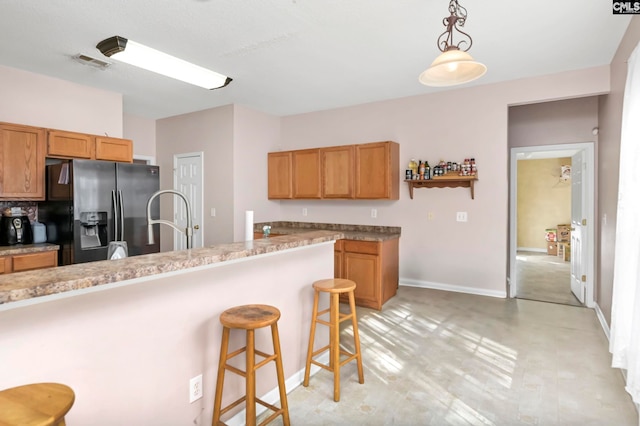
220,304,281,329
0,383,75,426
312,278,356,294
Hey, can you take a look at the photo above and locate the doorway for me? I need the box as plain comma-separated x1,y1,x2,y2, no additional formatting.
509,143,595,307
174,152,204,249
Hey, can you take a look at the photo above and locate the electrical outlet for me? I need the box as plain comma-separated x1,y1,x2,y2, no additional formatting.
371,208,377,218
456,212,468,222
302,208,308,216
189,374,203,403
210,207,216,217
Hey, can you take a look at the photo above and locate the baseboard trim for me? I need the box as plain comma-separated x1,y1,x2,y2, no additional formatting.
400,278,507,299
594,302,611,342
517,247,547,253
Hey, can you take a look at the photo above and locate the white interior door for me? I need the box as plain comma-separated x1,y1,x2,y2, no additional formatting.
174,152,204,250
570,150,586,303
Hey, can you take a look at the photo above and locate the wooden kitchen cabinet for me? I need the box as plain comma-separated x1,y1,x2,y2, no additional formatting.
95,136,133,162
355,141,399,200
47,130,94,159
322,145,354,198
268,151,293,199
335,238,399,310
292,149,321,198
0,250,58,274
268,141,399,200
334,239,344,278
0,123,46,200
48,130,133,162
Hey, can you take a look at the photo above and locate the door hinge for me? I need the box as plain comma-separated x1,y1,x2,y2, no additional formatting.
581,275,587,282
582,219,587,226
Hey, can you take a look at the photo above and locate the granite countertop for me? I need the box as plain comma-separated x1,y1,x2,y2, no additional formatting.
0,230,343,307
0,243,60,256
254,221,401,242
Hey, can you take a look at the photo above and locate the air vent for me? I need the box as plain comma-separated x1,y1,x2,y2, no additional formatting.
72,54,111,70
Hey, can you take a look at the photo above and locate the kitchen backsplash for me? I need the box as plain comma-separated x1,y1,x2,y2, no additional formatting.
0,202,38,222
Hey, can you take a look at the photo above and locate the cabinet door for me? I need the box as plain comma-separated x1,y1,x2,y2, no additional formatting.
11,251,57,273
292,149,321,198
334,240,344,279
268,152,292,199
96,137,133,163
0,256,11,274
322,145,354,198
47,130,94,159
355,141,399,200
0,123,46,200
343,251,380,310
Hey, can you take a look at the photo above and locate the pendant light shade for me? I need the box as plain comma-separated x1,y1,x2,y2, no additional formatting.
419,48,486,87
419,0,486,87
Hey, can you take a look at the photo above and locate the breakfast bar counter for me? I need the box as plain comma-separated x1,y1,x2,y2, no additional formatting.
0,230,342,309
0,230,338,424
254,221,401,241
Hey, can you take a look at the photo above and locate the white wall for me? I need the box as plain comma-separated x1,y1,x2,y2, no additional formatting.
276,66,610,297
0,243,333,425
509,97,599,147
0,64,123,136
156,105,235,250
123,114,157,159
232,105,282,241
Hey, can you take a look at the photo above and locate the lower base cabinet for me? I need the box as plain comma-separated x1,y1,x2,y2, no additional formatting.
0,250,58,274
335,238,399,310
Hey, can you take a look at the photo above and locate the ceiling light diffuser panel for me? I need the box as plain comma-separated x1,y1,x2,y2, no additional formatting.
97,36,232,90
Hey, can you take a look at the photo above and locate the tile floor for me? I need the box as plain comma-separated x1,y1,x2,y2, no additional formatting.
262,287,637,425
515,251,582,307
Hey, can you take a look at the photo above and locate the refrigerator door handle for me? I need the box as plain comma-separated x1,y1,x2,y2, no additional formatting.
118,190,125,241
112,190,119,242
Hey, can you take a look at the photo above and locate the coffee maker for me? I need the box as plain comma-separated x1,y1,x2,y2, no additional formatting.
0,216,33,245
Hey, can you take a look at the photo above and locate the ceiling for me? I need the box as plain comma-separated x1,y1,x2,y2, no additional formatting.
0,1,631,120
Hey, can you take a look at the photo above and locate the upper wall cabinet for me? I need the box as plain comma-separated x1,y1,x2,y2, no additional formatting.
47,130,94,159
355,141,399,200
0,123,46,200
268,151,293,199
268,141,399,200
292,149,321,199
95,136,133,163
47,130,133,163
322,145,354,198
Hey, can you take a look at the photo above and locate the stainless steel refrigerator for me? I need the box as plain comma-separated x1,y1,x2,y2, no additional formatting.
39,159,160,265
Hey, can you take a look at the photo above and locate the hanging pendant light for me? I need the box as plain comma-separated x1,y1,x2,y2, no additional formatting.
419,0,486,87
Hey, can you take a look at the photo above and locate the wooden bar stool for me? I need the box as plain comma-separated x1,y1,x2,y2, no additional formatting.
212,304,290,426
303,278,364,402
0,382,75,426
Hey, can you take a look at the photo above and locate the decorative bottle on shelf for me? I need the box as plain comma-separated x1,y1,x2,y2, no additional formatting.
424,161,431,180
408,158,418,179
419,160,425,179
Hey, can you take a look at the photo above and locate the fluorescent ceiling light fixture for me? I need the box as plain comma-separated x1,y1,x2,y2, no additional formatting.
96,36,232,90
419,0,486,87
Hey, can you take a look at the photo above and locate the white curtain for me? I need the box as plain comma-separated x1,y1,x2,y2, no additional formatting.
610,41,640,406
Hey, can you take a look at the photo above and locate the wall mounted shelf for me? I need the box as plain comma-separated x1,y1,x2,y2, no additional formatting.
405,174,478,199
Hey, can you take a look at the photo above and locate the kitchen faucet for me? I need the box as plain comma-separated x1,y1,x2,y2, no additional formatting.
146,189,194,249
